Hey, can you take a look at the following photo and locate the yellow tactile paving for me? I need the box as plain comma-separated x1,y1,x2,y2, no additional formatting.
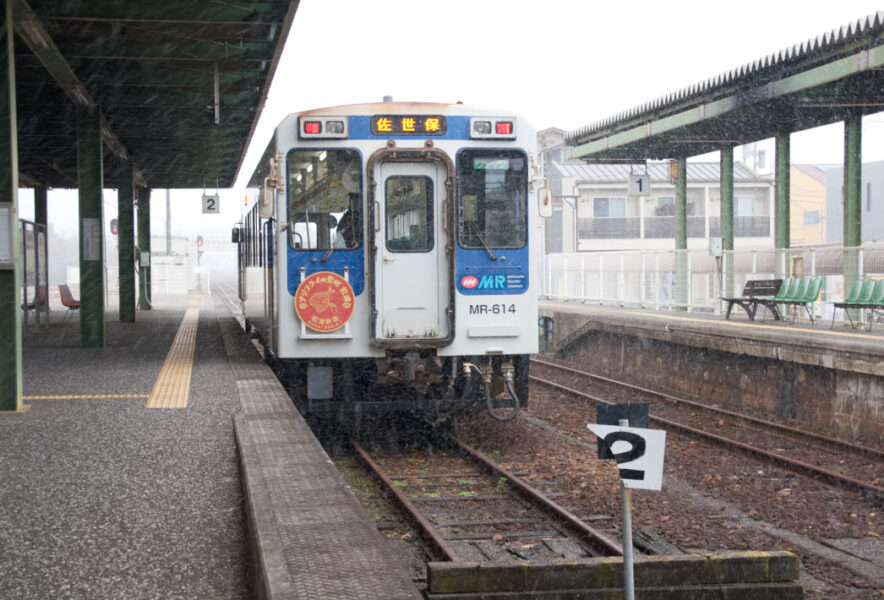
24,394,149,400
146,300,201,409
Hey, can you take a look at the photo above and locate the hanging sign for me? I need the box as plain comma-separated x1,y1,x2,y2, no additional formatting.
202,193,220,214
627,174,651,196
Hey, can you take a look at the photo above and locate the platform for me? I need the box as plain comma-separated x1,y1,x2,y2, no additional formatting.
0,291,420,600
539,300,884,442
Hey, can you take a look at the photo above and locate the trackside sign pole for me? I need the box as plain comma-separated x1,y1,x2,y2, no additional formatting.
587,419,667,600
621,456,636,600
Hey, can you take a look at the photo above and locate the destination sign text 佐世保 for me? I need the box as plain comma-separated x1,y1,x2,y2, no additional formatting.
370,115,447,135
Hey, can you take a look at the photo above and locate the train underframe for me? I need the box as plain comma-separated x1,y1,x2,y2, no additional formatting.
273,351,530,423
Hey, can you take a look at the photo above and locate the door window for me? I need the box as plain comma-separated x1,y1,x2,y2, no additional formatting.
385,175,433,252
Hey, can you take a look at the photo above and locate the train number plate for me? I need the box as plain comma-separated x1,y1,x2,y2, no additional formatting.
469,303,516,315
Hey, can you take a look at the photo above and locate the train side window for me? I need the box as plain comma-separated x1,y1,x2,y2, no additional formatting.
287,148,362,251
456,149,527,249
385,175,433,253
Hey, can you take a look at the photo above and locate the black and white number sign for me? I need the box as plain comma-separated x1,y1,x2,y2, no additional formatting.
587,424,666,490
627,174,651,197
202,193,220,214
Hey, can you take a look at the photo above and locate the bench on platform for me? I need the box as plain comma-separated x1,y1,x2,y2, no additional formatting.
22,284,47,313
721,278,783,320
58,283,80,321
755,276,823,324
831,278,884,331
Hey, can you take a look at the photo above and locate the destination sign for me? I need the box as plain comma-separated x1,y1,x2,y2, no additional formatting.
370,115,447,135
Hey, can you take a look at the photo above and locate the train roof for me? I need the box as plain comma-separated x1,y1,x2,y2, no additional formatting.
292,101,521,119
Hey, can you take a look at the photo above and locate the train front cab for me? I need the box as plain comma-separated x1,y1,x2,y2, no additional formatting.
257,106,553,420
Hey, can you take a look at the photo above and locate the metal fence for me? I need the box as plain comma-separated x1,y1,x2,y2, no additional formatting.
542,243,884,323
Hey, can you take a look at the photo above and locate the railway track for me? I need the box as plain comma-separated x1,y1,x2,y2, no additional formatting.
351,436,622,564
530,357,884,506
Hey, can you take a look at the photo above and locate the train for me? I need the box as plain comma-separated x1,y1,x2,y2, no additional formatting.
234,100,551,421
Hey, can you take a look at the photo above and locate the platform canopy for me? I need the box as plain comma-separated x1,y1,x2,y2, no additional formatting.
12,0,298,189
567,12,884,161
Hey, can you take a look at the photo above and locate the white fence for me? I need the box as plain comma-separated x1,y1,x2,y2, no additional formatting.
542,244,883,323
65,262,210,298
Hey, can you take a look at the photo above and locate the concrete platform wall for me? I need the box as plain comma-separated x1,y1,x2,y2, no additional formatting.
542,305,883,442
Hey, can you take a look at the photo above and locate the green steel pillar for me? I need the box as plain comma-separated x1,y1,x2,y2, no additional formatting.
775,133,791,277
720,146,734,297
675,156,688,310
34,185,48,324
0,0,22,412
118,164,135,322
34,185,47,226
843,115,862,287
137,186,151,310
77,107,105,347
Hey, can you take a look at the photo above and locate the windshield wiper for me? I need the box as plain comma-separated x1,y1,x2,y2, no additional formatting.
469,221,497,261
321,235,342,262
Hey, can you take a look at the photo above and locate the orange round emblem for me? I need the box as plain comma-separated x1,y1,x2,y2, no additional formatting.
294,271,355,332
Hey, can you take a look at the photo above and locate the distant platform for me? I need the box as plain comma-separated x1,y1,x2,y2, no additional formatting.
539,300,884,442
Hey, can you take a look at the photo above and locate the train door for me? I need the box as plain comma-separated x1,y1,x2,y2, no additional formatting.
374,160,451,343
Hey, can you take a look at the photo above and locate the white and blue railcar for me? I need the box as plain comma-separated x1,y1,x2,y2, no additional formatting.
236,101,550,420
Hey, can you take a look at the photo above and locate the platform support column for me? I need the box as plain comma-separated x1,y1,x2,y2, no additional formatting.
34,185,46,226
720,146,734,298
77,106,105,347
775,133,790,278
675,156,687,310
137,186,151,310
843,115,862,289
118,163,135,322
0,0,22,412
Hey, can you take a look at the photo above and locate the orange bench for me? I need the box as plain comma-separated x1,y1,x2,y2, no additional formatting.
58,283,80,320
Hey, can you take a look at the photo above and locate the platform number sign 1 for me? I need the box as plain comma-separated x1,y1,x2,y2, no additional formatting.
586,423,666,490
202,193,220,214
627,174,651,197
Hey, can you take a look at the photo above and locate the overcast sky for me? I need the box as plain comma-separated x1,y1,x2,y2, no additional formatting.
26,1,884,238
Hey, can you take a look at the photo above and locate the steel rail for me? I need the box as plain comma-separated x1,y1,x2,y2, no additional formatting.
351,440,461,562
531,375,884,506
451,437,623,557
532,357,884,460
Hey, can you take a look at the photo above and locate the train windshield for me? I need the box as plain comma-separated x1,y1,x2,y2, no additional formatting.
287,148,362,250
457,149,527,249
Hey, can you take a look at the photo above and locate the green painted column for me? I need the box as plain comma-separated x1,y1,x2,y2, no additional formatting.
675,156,688,310
77,107,105,347
34,185,47,226
720,146,734,297
775,133,791,277
137,186,151,310
0,0,22,412
118,164,135,322
34,185,48,324
843,115,862,288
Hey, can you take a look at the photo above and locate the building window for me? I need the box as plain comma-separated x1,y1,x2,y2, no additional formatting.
593,197,626,217
735,196,755,217
803,210,821,226
655,197,674,216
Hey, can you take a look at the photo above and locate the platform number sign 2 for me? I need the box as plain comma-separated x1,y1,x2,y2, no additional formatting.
587,424,666,490
202,193,220,214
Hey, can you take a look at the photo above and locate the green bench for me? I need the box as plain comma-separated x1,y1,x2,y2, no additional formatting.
831,278,884,331
754,276,823,324
722,277,823,323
